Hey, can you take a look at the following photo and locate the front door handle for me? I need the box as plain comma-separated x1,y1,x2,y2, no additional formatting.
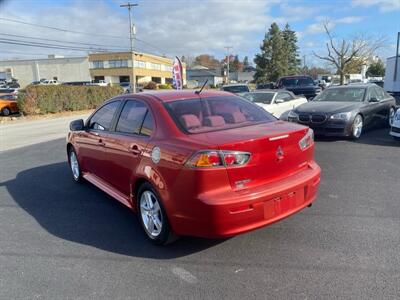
129,145,142,155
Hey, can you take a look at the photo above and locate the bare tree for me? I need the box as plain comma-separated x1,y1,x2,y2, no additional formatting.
313,22,387,84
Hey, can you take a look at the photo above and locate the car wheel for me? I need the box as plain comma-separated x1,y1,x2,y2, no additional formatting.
137,182,177,245
351,114,363,139
68,147,83,183
1,107,11,116
388,107,395,127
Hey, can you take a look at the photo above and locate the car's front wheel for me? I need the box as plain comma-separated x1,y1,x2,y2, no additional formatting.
68,147,83,183
351,114,363,139
137,183,177,245
1,107,11,116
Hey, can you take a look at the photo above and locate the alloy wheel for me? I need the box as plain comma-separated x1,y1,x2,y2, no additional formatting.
2,108,10,116
69,151,80,180
140,191,163,238
352,115,363,138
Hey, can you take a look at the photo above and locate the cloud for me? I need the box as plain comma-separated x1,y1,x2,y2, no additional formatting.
336,16,365,24
351,0,400,12
304,15,364,35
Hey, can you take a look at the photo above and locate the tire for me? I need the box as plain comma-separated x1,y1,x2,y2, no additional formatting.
351,114,363,139
137,182,177,245
68,147,83,183
1,107,11,116
388,107,395,127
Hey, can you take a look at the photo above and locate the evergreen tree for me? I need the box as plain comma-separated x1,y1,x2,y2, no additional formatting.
243,56,250,69
366,60,385,77
254,23,286,83
231,55,242,72
282,23,301,75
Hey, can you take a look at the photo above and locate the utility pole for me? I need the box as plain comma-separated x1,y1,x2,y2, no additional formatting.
394,32,399,81
225,46,232,84
120,2,138,93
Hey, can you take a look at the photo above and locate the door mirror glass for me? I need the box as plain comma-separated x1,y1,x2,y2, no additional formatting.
70,119,84,131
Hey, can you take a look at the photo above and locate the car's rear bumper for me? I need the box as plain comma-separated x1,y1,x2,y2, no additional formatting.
170,161,321,238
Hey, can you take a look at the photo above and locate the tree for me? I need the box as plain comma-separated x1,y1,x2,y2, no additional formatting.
243,56,250,70
313,22,386,85
282,23,301,75
231,55,243,72
194,54,221,69
254,23,286,83
366,60,385,77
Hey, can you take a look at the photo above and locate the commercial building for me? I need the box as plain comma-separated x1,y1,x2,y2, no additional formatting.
88,52,186,85
0,55,90,87
187,66,224,87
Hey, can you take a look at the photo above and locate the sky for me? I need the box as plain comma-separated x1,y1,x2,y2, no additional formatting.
0,0,399,67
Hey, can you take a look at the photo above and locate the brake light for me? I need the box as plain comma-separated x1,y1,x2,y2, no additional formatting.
186,150,251,168
299,128,314,150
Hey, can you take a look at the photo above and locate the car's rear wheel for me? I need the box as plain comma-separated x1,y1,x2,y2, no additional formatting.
137,182,177,245
1,107,11,116
68,147,83,183
351,114,363,139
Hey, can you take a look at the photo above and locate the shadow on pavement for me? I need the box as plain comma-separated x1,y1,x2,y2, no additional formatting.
1,161,225,258
315,127,400,147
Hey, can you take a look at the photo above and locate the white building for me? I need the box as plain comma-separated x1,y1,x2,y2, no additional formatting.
0,55,91,87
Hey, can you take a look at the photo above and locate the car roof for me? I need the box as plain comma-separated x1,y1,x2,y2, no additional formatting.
246,89,286,93
124,90,234,103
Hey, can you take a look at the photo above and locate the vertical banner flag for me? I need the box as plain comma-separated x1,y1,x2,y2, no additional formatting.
172,56,183,90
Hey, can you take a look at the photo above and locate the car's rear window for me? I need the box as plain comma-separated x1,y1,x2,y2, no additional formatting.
165,96,275,134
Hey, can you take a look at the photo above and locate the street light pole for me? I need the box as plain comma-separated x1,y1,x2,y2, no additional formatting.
120,2,138,93
225,46,232,84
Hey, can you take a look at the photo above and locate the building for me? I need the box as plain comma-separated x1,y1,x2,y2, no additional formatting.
88,52,186,85
229,70,255,83
0,55,90,87
186,66,224,87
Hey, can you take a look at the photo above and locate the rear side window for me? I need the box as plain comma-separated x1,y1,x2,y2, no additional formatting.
165,96,275,134
88,101,120,131
116,100,154,136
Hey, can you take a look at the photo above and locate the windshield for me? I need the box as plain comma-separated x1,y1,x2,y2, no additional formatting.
314,87,366,102
243,92,274,104
222,85,249,93
165,96,275,134
281,77,314,87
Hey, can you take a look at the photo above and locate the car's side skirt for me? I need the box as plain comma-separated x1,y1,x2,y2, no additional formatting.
83,172,133,209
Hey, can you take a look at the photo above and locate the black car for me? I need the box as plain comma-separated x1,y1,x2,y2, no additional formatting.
276,75,321,99
288,84,396,139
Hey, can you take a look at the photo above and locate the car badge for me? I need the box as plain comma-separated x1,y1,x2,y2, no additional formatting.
276,146,284,161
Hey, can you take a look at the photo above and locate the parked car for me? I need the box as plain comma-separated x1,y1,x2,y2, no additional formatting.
243,90,308,119
119,82,143,93
221,84,250,95
389,108,400,140
276,75,321,99
0,88,18,96
288,84,396,139
41,79,60,85
256,83,275,90
67,90,321,244
0,94,19,116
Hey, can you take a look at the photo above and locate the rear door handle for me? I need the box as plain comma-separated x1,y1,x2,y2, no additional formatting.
129,145,142,155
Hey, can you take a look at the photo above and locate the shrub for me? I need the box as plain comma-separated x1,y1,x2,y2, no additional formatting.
158,83,172,89
144,81,157,90
19,85,123,115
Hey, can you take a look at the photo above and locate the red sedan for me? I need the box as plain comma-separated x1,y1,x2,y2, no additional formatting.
67,90,321,244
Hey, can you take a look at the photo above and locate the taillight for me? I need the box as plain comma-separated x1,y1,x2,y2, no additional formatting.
299,128,314,150
186,150,251,168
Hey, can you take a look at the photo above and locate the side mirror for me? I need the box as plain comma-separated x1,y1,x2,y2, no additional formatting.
369,97,379,103
70,119,85,131
275,99,284,104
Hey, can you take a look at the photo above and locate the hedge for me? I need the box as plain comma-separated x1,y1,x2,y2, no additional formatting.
18,85,123,115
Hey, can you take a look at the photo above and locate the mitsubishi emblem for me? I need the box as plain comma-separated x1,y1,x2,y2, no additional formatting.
276,146,284,161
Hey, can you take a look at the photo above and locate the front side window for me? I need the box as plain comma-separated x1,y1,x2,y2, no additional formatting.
165,96,275,134
116,100,154,136
88,101,120,131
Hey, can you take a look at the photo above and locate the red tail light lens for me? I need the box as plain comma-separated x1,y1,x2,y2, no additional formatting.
186,150,251,168
299,128,314,150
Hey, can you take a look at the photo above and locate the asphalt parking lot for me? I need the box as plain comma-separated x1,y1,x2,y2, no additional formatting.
0,127,399,299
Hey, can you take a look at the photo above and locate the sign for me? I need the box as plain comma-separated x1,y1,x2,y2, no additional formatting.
172,56,183,90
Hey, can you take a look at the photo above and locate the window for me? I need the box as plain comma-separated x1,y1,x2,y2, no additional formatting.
89,101,120,131
166,96,275,134
109,60,128,68
314,88,366,102
151,77,161,84
276,92,293,102
116,100,153,136
243,92,274,104
92,61,104,69
374,87,385,101
148,62,161,70
135,60,146,68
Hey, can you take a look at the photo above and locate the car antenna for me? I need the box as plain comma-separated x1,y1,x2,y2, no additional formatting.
195,79,208,95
